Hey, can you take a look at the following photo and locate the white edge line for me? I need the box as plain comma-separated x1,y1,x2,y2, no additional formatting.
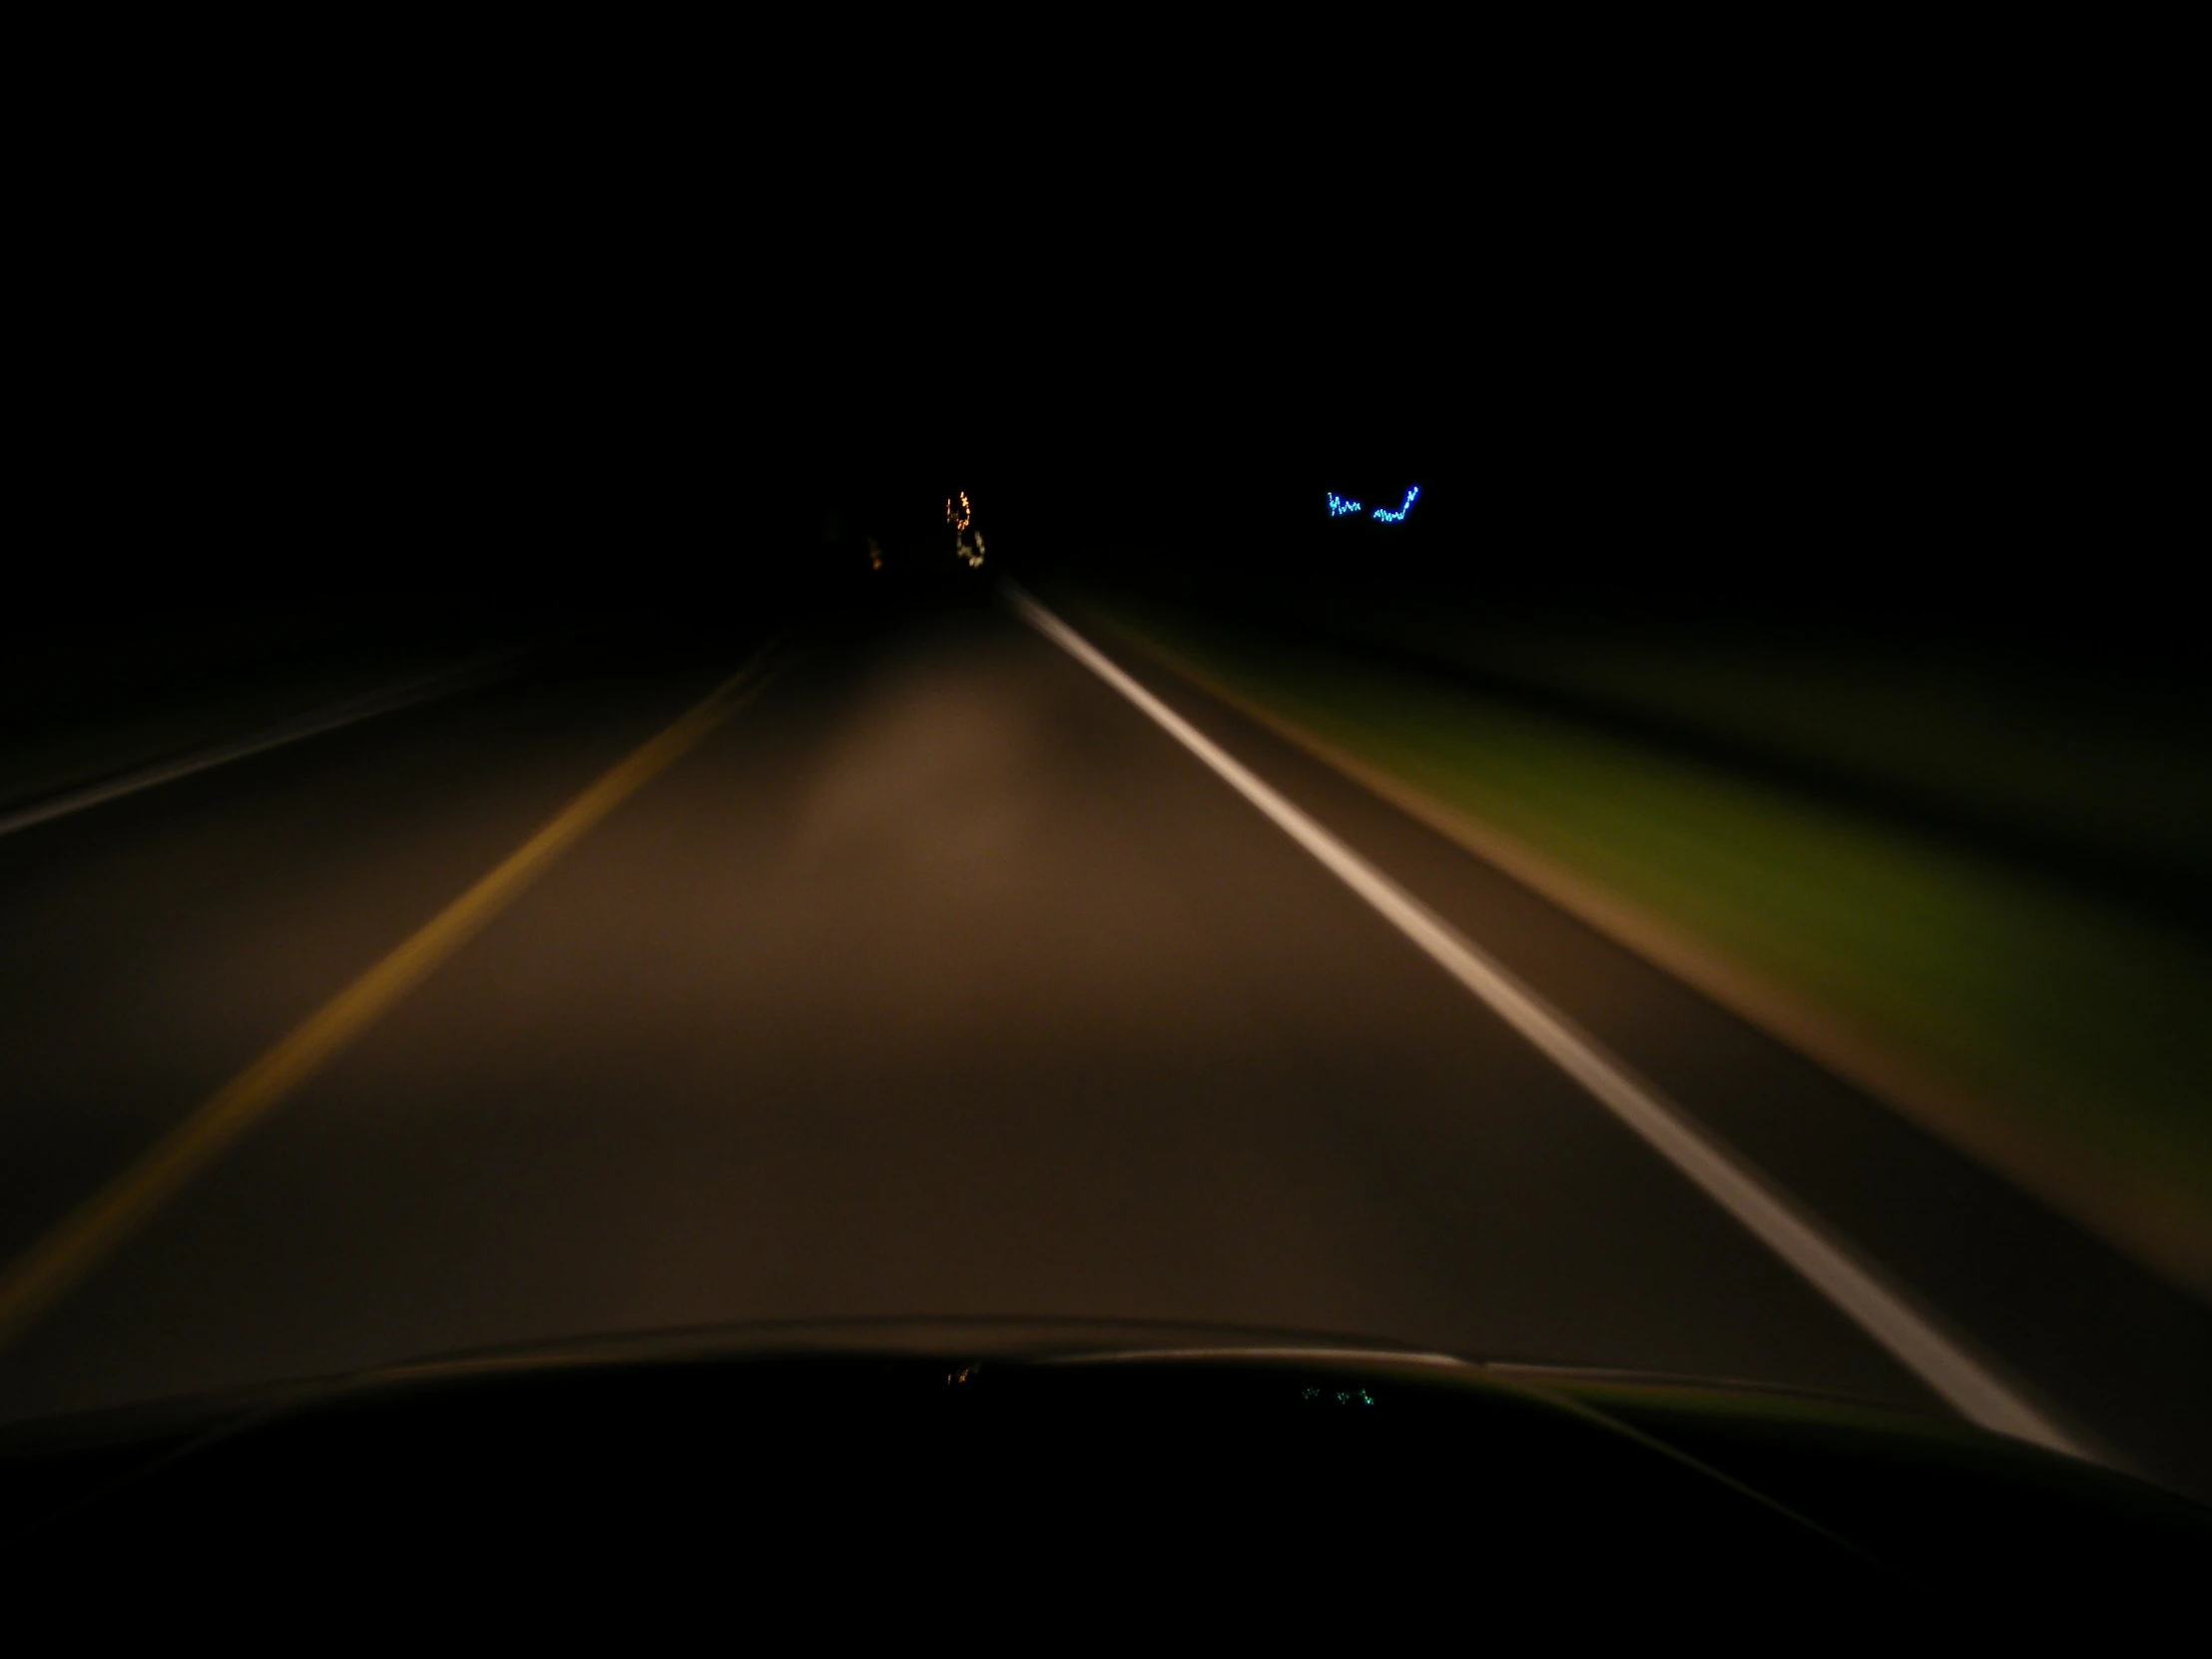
1006,582,2085,1459
0,657,515,838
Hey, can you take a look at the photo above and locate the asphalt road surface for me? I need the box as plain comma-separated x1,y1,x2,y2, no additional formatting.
3,582,2208,1501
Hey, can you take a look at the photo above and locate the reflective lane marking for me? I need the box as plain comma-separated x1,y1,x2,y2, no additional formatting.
0,646,785,1351
0,657,519,839
1008,585,2084,1457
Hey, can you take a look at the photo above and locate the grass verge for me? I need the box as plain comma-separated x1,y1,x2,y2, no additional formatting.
1076,594,2212,1303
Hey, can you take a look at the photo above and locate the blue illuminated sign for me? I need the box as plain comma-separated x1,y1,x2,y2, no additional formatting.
1328,485,1420,522
1372,485,1420,523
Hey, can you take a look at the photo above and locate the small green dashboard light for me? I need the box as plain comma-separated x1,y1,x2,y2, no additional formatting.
1303,1383,1377,1405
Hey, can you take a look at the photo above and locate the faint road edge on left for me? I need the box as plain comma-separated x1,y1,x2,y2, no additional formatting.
0,640,789,1351
0,653,527,839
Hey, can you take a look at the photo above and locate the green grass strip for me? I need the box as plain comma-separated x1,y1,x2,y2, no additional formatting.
1090,598,2212,1300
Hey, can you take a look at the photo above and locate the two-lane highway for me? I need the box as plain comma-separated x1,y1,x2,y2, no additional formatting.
3,587,2207,1498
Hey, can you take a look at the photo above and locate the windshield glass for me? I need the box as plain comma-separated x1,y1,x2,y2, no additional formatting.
6,72,2206,1515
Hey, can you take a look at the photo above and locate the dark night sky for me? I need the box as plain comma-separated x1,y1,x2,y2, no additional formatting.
18,48,2185,647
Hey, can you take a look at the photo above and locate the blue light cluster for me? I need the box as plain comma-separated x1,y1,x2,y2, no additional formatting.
1327,485,1422,522
1372,485,1420,523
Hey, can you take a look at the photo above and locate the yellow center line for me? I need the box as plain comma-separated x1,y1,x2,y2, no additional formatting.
0,642,788,1352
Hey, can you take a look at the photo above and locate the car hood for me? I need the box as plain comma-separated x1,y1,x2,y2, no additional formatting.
3,1317,2204,1609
